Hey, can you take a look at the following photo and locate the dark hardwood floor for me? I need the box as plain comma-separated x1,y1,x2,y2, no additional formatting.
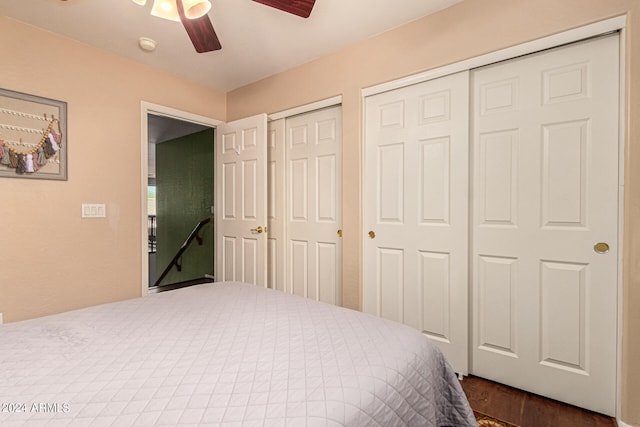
460,375,617,427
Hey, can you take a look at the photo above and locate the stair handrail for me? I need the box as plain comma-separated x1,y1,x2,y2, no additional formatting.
153,217,211,287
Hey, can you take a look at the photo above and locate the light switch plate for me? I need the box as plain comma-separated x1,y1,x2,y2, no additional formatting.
82,203,106,218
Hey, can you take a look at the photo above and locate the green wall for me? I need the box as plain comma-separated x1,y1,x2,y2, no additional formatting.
155,128,214,286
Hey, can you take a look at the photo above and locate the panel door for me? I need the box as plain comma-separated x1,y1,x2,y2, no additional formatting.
286,106,342,305
267,118,286,292
363,71,469,374
471,34,619,415
216,114,268,287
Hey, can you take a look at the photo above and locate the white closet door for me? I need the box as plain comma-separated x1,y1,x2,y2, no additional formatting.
286,106,342,305
471,35,619,415
267,118,286,292
363,71,469,374
216,114,268,287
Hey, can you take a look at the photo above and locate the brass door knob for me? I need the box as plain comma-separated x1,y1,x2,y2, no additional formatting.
594,242,610,254
368,230,376,239
337,229,343,237
251,226,265,234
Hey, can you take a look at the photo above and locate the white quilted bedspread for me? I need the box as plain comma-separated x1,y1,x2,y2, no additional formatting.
0,282,475,426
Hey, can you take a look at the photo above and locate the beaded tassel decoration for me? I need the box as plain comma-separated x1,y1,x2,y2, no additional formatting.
0,118,60,174
15,154,25,174
25,154,34,173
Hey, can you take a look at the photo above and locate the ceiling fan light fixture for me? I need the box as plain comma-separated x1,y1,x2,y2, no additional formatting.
150,0,181,22
181,0,212,19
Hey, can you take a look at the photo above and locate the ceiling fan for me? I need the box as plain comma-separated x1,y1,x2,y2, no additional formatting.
131,0,317,53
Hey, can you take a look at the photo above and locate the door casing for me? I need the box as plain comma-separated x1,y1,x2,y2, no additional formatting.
139,102,222,295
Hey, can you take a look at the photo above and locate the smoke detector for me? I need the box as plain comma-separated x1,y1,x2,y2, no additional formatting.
138,37,157,52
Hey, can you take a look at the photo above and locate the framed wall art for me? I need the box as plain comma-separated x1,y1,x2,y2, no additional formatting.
0,88,67,180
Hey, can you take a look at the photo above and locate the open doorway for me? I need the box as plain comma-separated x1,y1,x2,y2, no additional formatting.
141,103,222,295
148,114,214,290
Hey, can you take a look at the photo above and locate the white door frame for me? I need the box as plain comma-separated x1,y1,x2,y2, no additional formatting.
269,96,342,121
361,15,626,419
139,101,223,296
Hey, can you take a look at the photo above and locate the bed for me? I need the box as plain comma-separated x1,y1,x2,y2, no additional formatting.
0,282,476,426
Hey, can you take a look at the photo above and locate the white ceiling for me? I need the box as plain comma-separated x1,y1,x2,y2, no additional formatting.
1,0,463,92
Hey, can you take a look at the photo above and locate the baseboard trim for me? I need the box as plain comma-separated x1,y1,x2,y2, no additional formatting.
618,420,636,427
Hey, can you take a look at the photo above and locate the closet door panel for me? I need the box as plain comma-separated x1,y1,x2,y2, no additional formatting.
364,71,469,374
266,119,286,292
286,106,343,306
471,34,619,416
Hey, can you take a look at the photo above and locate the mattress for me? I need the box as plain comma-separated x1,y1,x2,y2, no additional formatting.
0,282,475,426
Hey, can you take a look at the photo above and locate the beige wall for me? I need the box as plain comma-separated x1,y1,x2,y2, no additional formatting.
227,0,640,424
2,0,639,424
0,17,226,321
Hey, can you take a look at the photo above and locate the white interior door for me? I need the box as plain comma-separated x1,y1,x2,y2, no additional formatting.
286,106,342,305
267,118,286,292
216,114,268,287
471,34,619,415
363,71,469,374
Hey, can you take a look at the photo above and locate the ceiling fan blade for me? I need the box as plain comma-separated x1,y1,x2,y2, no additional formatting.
252,0,316,18
176,0,222,53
